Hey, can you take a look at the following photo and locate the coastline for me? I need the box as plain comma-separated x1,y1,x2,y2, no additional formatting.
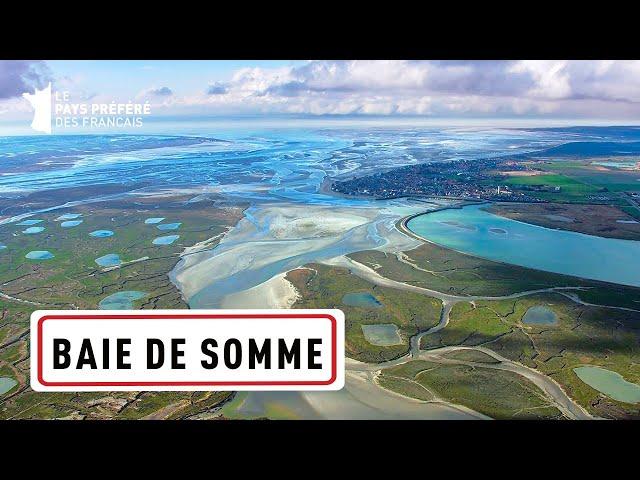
396,202,640,291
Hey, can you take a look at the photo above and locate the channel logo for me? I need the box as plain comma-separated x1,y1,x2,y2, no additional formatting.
22,82,52,134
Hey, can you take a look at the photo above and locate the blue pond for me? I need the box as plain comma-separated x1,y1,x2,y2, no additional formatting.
26,250,54,260
153,235,179,245
574,366,640,404
522,306,558,325
90,230,114,238
0,377,18,395
95,253,122,267
145,217,165,224
342,292,383,308
157,222,182,231
61,220,83,228
55,213,82,221
99,291,146,310
407,203,640,287
16,219,43,226
0,243,6,250
23,226,45,234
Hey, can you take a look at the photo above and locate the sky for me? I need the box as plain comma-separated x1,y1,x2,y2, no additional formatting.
2,60,640,124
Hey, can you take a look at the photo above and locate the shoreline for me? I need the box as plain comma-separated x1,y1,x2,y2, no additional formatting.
395,203,640,292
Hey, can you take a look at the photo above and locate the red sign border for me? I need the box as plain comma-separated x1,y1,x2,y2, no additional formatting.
37,313,338,387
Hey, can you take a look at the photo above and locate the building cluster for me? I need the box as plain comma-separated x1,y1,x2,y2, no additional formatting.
332,158,542,202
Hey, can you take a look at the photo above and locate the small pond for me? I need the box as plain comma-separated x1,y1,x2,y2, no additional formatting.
55,213,82,221
153,235,179,245
574,366,640,404
522,305,558,325
25,250,54,260
90,230,114,238
361,324,402,346
342,292,383,308
16,219,43,226
145,217,165,224
95,253,122,267
157,222,182,231
61,220,83,228
23,226,45,234
98,291,146,310
0,377,18,395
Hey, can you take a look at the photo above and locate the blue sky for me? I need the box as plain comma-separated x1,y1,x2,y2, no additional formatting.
47,60,304,97
2,60,640,125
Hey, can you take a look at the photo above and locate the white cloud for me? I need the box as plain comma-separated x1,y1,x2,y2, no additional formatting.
179,60,640,118
4,60,640,120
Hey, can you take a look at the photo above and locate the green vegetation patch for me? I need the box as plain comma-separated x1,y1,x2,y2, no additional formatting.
287,264,442,363
423,294,640,419
379,360,563,419
0,193,246,419
503,173,604,203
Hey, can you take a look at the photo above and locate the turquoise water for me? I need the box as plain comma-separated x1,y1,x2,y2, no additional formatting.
0,377,17,395
90,230,114,238
95,253,122,267
99,290,146,309
343,292,383,308
153,235,179,245
522,305,558,325
145,217,165,224
55,213,81,220
16,219,43,226
361,324,402,346
157,222,181,231
26,250,54,260
61,220,83,228
23,226,44,234
574,366,640,404
0,243,6,250
407,204,640,287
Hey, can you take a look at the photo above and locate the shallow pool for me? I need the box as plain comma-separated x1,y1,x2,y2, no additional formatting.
157,222,182,231
153,235,179,245
574,366,640,404
95,253,122,267
99,290,146,310
522,305,558,325
343,292,383,308
61,220,83,228
25,250,54,260
16,219,43,226
145,217,165,224
55,213,82,221
0,377,17,395
0,243,6,250
361,324,402,346
90,230,114,238
23,226,45,234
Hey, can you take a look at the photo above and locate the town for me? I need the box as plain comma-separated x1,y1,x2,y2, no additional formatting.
331,157,550,202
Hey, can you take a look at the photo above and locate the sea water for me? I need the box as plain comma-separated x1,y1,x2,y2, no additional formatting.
407,204,640,287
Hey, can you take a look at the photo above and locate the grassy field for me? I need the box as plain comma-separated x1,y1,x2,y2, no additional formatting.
348,242,640,309
286,264,441,363
541,158,640,193
378,360,563,419
503,173,604,203
0,192,245,419
420,294,640,419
